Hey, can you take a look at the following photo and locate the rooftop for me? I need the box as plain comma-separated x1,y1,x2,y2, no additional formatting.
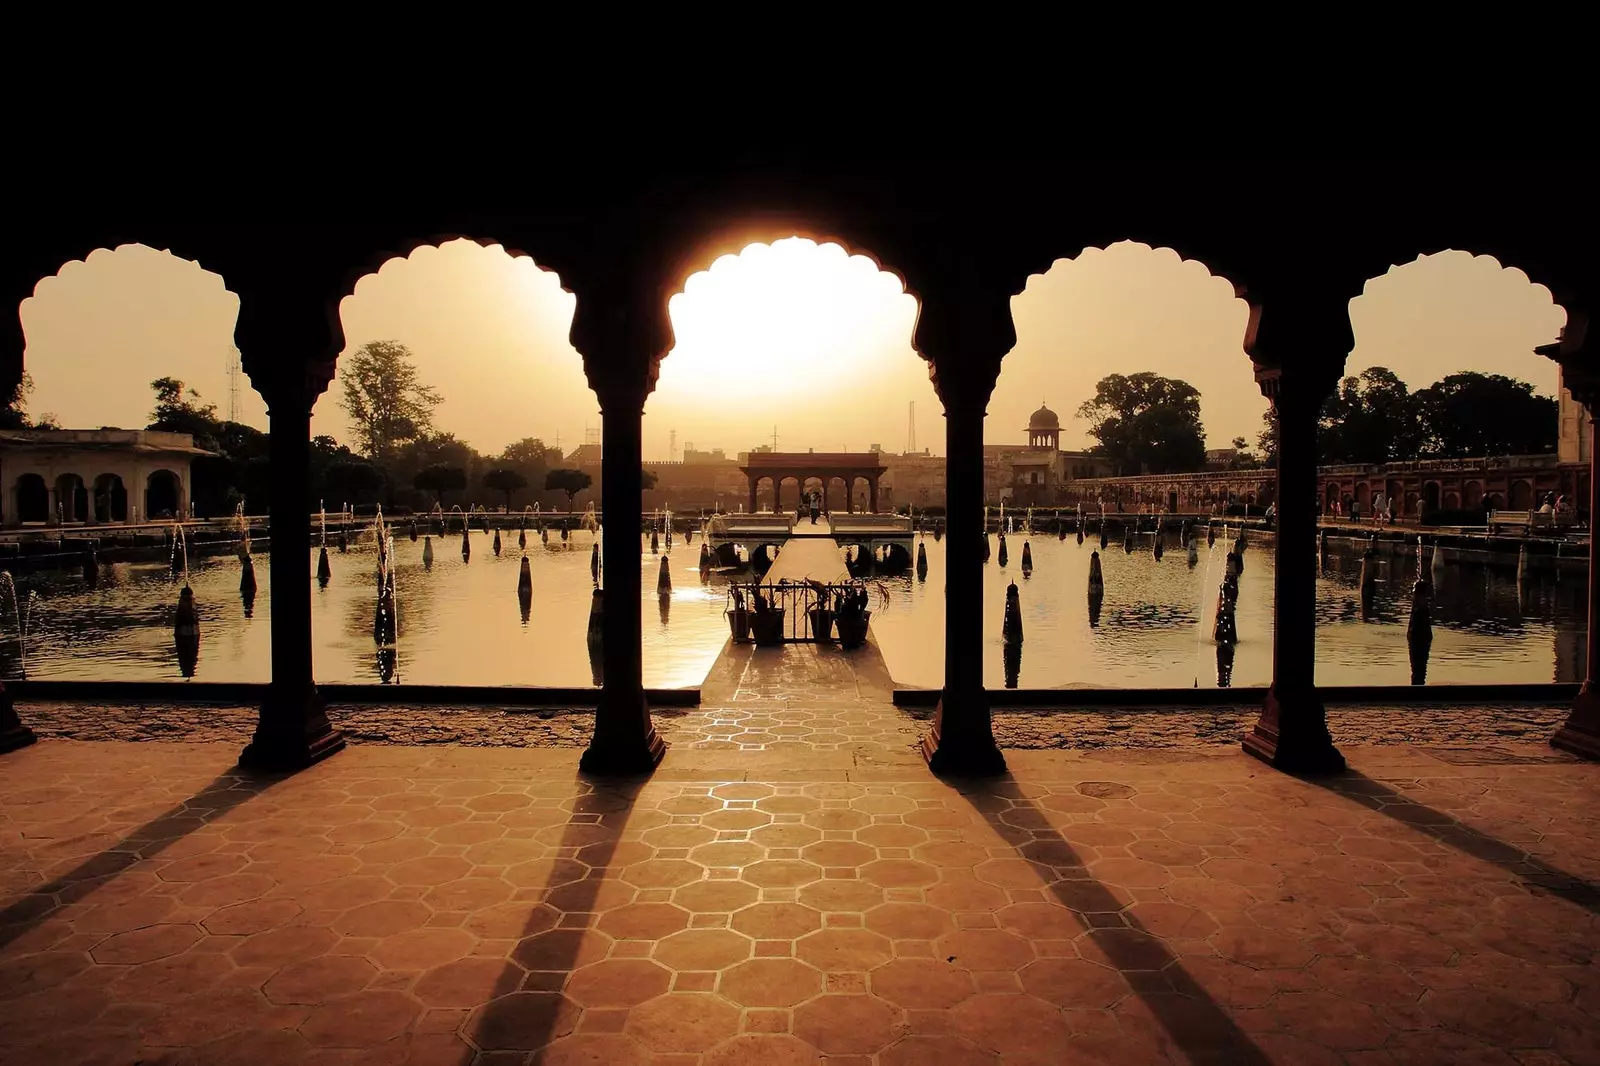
0,429,214,457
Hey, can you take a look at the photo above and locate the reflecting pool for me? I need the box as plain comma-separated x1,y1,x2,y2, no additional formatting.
0,527,1584,689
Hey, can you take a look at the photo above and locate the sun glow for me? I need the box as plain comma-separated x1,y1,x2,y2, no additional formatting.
650,238,929,457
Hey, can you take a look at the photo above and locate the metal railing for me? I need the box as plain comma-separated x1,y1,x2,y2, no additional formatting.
726,581,864,643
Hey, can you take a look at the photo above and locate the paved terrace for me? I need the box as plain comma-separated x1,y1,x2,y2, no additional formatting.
3,648,1599,1065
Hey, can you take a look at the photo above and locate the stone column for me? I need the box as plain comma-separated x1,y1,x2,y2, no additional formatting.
1243,306,1346,774
238,383,344,770
574,282,667,776
748,475,757,514
1552,353,1600,758
918,290,1011,777
580,389,664,773
870,476,879,515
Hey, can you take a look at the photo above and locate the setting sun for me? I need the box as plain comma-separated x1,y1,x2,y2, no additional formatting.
651,238,929,455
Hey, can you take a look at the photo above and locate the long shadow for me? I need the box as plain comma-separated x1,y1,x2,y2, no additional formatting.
465,775,645,1059
0,769,278,951
1306,769,1600,912
951,780,1273,1066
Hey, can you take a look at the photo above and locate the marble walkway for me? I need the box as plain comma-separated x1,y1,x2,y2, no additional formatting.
2,644,1599,1064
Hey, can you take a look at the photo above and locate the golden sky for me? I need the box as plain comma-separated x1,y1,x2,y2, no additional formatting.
19,238,1565,459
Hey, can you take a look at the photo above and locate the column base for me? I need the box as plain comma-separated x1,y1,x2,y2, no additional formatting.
580,689,667,776
1242,683,1345,775
1551,684,1600,760
238,688,346,773
921,693,1007,777
0,723,37,754
0,684,37,754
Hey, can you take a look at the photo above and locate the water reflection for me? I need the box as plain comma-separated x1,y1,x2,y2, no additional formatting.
0,526,1585,690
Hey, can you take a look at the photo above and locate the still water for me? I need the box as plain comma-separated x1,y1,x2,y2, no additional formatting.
0,529,1584,689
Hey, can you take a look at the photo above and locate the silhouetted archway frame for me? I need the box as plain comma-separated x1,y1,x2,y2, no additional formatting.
2,164,1595,774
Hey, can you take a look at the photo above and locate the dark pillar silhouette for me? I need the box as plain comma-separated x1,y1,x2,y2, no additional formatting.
1551,350,1600,758
1243,304,1345,775
748,476,757,514
0,682,36,754
575,283,665,775
918,288,1008,777
239,322,344,771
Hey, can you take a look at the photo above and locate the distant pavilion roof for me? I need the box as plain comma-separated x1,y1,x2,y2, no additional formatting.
1028,403,1060,431
0,429,216,457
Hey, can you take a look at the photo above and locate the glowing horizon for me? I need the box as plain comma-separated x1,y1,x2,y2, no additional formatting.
17,240,1567,462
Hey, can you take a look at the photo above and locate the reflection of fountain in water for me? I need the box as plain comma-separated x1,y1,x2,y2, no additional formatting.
373,508,398,648
1192,532,1220,686
317,501,332,586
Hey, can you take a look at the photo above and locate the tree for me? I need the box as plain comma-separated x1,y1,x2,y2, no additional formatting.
641,468,659,491
1077,372,1207,475
413,465,467,506
545,468,593,506
1227,436,1258,469
148,376,222,449
1413,372,1558,458
0,372,37,429
1257,407,1278,468
1316,367,1422,465
483,467,529,510
338,340,442,461
496,437,562,501
327,460,388,506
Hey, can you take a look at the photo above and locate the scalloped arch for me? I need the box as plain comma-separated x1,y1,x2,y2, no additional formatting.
1356,248,1575,357
335,235,575,361
669,226,919,309
1016,239,1252,301
25,241,237,318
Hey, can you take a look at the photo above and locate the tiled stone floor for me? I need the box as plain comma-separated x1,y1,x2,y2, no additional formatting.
1,646,1598,1064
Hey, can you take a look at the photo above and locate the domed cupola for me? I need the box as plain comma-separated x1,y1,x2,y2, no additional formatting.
1027,401,1060,449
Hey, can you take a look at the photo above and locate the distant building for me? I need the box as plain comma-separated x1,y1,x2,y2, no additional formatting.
1205,447,1240,470
1,429,213,526
983,403,1114,505
879,449,946,510
682,443,728,464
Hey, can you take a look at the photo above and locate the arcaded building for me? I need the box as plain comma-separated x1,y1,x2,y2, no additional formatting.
0,429,210,526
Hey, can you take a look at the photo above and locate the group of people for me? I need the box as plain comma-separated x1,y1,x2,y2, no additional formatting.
1327,493,1400,525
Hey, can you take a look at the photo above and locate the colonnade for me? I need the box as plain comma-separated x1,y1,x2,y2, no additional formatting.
2,172,1595,774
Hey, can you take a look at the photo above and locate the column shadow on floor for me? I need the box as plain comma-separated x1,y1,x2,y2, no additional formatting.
464,776,645,1060
1305,769,1600,913
0,769,278,952
950,779,1272,1066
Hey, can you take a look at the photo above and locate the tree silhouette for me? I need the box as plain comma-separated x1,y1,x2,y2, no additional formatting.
1413,372,1558,458
483,468,529,510
1316,367,1422,464
338,341,442,461
413,464,467,506
1077,372,1207,475
642,468,659,491
545,468,592,506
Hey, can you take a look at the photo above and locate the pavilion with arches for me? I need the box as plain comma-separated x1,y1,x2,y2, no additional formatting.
0,428,207,526
2,161,1596,780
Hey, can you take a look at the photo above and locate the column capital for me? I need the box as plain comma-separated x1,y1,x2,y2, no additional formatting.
1245,298,1351,410
1539,310,1598,414
234,280,344,416
570,269,674,418
913,285,1016,413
